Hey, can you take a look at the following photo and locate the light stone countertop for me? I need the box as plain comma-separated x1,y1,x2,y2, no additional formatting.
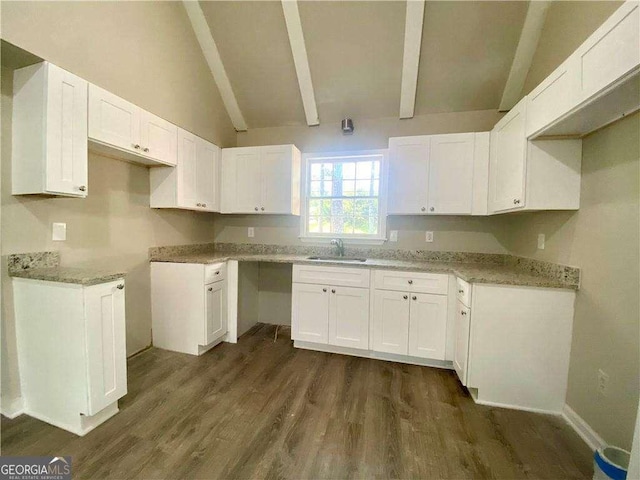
149,251,578,290
10,266,126,286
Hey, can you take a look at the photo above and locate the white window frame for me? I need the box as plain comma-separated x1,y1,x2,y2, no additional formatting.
299,149,388,244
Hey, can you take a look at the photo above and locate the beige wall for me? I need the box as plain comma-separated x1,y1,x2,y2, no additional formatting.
1,0,233,405
0,1,236,147
495,113,640,449
224,109,509,252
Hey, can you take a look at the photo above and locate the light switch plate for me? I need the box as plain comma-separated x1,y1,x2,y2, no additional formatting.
425,231,434,243
52,223,66,241
248,227,255,238
389,230,398,242
537,233,545,250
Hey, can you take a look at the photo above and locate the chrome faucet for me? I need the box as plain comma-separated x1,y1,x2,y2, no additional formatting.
331,238,345,257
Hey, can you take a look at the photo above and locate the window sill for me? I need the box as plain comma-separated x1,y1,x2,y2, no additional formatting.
298,236,387,246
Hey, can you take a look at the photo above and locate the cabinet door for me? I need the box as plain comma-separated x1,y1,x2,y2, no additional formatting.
177,129,198,209
196,138,219,211
45,63,88,196
371,290,409,355
408,293,447,360
427,133,474,215
526,60,575,137
140,110,177,166
88,85,140,153
387,136,430,214
453,303,471,386
261,146,293,213
204,281,227,345
489,99,527,213
292,283,329,344
232,148,263,213
329,286,369,350
84,280,127,415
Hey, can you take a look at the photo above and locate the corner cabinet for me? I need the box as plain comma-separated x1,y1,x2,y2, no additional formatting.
151,262,228,355
488,97,582,214
150,129,220,212
12,278,127,435
12,62,88,197
88,84,178,167
387,132,490,216
221,145,301,215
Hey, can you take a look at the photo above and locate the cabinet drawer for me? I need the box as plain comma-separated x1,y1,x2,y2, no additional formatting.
456,277,472,307
204,262,226,284
293,264,370,289
373,270,448,295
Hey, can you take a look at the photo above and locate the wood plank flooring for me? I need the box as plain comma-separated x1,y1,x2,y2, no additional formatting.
1,324,593,479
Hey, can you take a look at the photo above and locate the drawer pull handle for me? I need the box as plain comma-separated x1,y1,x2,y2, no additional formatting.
412,296,417,300
331,289,336,294
408,280,413,285
117,284,124,290
403,295,408,300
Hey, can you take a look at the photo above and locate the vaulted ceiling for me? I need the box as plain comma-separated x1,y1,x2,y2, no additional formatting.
196,1,531,130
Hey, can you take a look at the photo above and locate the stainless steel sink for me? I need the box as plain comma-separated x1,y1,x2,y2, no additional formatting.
307,256,367,263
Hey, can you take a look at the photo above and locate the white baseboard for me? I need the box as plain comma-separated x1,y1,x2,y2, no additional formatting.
0,396,24,419
562,404,606,451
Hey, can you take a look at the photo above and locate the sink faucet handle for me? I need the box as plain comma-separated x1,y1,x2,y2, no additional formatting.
330,238,345,257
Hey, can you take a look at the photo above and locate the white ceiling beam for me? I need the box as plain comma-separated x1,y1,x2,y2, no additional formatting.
182,1,248,131
399,0,426,119
499,1,551,111
281,0,320,126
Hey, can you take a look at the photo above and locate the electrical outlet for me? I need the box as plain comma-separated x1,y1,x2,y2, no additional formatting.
425,231,434,243
597,369,609,396
389,230,398,242
52,223,66,241
247,227,255,238
537,233,546,250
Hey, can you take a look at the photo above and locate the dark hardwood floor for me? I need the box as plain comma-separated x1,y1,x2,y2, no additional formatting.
1,323,592,479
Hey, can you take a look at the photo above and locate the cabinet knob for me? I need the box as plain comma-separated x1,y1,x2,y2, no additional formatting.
78,185,87,192
322,288,327,292
458,289,464,294
461,310,467,315
412,296,417,300
430,207,435,212
215,271,220,275
408,280,413,285
197,203,202,207
254,207,259,211
208,287,213,292
331,289,336,294
143,147,149,153
421,207,426,212
261,207,265,211
117,284,125,290
403,295,408,300
513,199,521,205
202,204,207,208
133,144,141,150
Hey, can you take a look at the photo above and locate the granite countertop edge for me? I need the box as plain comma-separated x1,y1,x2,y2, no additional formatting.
149,253,578,290
10,267,127,286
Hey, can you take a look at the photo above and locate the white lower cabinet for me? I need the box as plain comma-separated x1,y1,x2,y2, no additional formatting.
372,290,410,355
151,262,227,355
13,278,127,435
292,283,329,344
453,302,471,386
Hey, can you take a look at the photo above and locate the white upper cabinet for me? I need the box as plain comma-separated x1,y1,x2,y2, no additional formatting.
388,133,489,216
527,1,639,138
88,84,177,167
12,62,88,197
221,145,301,214
140,110,178,166
150,128,220,212
387,136,430,215
489,97,582,214
488,100,528,212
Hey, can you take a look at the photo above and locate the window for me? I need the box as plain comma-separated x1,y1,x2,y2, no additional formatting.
301,151,387,241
